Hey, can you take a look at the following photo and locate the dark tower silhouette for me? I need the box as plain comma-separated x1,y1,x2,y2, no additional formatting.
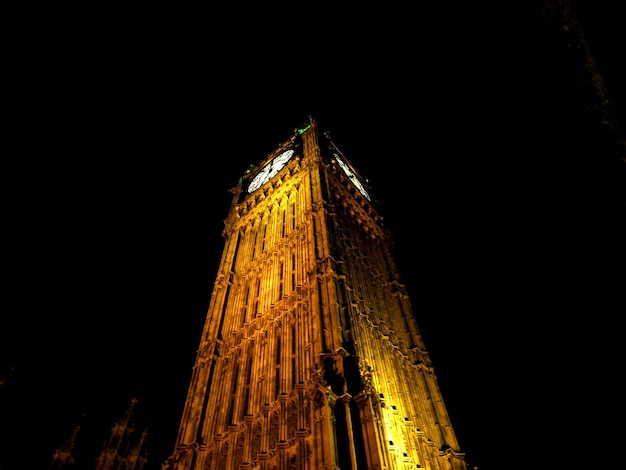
48,423,81,470
165,118,468,470
94,397,148,470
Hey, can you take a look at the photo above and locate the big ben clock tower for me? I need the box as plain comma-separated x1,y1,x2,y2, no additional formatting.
165,118,468,470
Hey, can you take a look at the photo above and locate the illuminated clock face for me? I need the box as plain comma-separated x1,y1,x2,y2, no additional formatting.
248,149,295,193
334,154,370,200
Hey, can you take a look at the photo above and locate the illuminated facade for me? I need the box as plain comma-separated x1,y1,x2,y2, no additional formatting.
165,118,468,470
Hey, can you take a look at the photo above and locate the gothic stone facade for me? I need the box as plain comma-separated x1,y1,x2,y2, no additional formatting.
165,119,467,470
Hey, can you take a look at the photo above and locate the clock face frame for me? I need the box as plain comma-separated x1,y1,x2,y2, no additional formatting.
248,149,295,193
334,153,370,200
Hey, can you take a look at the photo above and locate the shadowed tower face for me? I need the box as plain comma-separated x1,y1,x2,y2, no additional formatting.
165,118,468,470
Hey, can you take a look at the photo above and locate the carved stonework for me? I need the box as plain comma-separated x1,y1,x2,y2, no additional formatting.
234,433,245,469
288,400,297,439
164,119,468,470
269,411,279,450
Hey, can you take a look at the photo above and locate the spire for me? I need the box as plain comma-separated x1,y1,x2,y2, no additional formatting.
125,427,149,470
95,397,148,470
48,422,81,470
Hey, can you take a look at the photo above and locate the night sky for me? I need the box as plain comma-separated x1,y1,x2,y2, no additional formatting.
2,3,624,470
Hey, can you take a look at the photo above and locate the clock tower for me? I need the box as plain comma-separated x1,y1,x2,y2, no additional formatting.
165,117,468,470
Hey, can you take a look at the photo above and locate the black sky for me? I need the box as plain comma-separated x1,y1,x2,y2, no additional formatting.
2,3,625,470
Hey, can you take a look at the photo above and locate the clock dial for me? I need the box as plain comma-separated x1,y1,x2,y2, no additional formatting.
334,154,370,200
270,149,294,169
247,165,272,193
248,149,295,193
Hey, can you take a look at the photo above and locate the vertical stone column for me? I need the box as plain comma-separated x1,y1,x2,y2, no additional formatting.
340,393,358,470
